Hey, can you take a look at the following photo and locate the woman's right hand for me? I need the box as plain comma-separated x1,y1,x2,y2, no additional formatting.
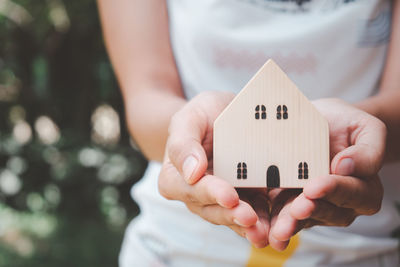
158,91,271,248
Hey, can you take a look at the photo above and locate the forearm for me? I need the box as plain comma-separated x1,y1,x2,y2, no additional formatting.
355,0,400,161
124,88,186,162
97,0,184,161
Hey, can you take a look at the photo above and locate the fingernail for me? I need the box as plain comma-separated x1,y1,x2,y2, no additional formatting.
182,155,198,183
336,158,355,176
234,218,247,227
254,242,267,249
270,236,287,251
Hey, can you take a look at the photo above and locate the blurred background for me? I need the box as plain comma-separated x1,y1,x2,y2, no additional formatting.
0,0,147,266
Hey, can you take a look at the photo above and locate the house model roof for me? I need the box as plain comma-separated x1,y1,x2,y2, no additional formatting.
213,59,329,188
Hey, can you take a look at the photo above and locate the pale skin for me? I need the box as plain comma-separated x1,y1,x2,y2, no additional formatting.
98,0,400,251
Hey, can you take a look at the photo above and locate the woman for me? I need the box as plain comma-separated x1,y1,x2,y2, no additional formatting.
98,0,400,266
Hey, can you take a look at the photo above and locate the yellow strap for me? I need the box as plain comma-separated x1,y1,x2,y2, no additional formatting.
247,235,300,267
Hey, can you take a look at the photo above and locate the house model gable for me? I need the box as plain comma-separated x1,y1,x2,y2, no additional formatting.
213,59,329,188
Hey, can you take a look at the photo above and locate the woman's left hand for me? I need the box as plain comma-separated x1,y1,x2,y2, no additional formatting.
267,98,386,251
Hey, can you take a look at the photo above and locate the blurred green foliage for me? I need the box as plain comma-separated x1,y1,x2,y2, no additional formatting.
0,0,147,266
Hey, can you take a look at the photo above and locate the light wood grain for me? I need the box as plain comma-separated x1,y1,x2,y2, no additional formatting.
213,59,329,188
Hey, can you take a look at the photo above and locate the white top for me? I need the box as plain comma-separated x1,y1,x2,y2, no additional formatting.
119,1,400,266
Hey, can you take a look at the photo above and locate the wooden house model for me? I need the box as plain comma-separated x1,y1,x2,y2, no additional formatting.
213,60,329,188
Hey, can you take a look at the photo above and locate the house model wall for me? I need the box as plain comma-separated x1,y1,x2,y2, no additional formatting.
213,59,329,188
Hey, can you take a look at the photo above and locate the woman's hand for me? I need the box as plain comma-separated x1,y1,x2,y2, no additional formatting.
159,94,386,251
158,91,270,248
268,98,386,250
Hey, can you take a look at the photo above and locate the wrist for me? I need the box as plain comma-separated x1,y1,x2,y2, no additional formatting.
355,91,400,162
354,95,383,119
123,88,187,162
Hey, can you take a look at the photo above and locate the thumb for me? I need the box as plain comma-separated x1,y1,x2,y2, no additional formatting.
167,107,209,184
331,120,386,178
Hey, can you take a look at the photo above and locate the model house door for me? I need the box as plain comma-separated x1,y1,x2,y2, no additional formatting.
267,165,280,188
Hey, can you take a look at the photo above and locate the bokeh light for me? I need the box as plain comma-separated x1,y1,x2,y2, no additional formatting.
34,116,60,145
0,169,22,196
91,104,120,145
78,147,106,167
12,120,32,145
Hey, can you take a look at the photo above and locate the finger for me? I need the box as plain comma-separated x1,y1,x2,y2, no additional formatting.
269,236,289,252
229,222,269,249
200,219,264,249
270,199,322,250
233,190,270,248
331,118,386,177
187,200,258,227
234,189,271,243
270,217,321,247
229,224,269,249
159,163,240,208
303,175,383,215
270,195,299,243
269,191,298,251
167,107,209,184
248,193,271,240
191,175,240,208
244,220,269,248
290,194,356,227
167,91,235,184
